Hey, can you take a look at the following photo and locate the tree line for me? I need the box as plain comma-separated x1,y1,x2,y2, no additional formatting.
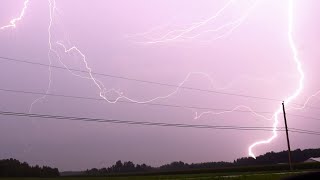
234,148,320,166
0,158,59,177
85,148,320,175
2,148,319,176
85,160,153,175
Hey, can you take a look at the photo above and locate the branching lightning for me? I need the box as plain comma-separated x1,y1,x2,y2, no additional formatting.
2,0,320,160
128,0,310,159
1,0,258,108
47,1,246,105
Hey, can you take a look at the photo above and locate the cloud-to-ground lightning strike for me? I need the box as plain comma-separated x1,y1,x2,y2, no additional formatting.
0,0,30,30
130,0,314,158
130,0,311,159
2,0,320,160
248,0,304,158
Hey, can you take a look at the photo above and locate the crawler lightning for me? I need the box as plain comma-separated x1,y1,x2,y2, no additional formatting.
128,0,258,44
143,0,233,44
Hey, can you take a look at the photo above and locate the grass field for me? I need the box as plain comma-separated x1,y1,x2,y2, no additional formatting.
0,171,305,180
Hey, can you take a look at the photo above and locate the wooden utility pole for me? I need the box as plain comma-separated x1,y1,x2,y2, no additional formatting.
282,101,293,171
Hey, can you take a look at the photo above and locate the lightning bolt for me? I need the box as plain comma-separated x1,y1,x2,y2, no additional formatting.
248,0,304,158
0,0,30,30
28,0,57,112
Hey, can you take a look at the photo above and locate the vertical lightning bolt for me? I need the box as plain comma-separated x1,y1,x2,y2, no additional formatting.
0,0,30,30
28,0,57,112
248,0,304,158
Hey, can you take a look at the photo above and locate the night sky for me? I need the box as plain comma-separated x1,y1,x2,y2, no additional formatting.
0,0,319,171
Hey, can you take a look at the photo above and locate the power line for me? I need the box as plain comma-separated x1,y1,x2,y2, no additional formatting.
3,88,320,123
291,105,320,111
0,111,281,131
2,87,320,124
286,113,320,121
0,110,319,136
289,130,320,136
289,127,320,134
0,110,277,131
0,56,282,102
0,87,275,115
2,55,320,110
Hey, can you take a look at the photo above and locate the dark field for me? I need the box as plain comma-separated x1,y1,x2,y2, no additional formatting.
0,171,317,180
1,163,319,180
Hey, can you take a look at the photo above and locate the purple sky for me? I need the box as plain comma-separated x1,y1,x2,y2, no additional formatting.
0,0,320,171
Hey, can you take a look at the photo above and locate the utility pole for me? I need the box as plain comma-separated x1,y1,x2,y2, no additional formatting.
282,101,293,171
